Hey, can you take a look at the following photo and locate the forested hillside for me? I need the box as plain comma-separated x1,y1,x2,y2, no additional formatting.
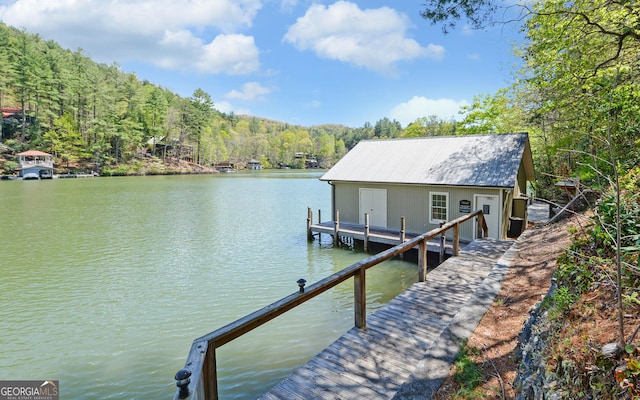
0,23,464,175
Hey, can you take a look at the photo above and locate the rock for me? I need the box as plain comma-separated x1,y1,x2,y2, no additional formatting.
601,342,621,358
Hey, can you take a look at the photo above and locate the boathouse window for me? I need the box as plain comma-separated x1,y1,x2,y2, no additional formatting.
429,192,449,223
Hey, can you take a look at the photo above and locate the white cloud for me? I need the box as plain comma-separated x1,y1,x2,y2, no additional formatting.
1,0,262,33
214,100,233,114
468,53,481,61
305,100,321,109
280,0,298,12
213,100,251,117
461,24,475,36
196,34,260,74
283,1,444,73
389,96,468,127
0,0,262,74
225,82,272,101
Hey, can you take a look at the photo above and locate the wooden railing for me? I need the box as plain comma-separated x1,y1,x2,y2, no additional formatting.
19,160,54,168
172,210,488,400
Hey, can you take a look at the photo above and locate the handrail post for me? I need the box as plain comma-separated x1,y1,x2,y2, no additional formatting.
354,266,366,328
364,213,370,252
400,217,406,260
418,240,427,282
482,214,489,237
477,212,484,238
203,346,218,400
439,221,445,263
453,222,460,256
334,210,340,247
318,209,322,244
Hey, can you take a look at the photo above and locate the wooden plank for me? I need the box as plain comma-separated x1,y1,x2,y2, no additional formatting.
320,336,416,377
294,359,386,399
310,346,407,398
264,377,312,400
367,309,449,340
324,330,420,374
259,237,510,400
338,331,425,373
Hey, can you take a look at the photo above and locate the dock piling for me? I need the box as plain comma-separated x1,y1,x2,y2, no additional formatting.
334,210,340,247
307,207,313,241
439,221,445,263
364,213,370,252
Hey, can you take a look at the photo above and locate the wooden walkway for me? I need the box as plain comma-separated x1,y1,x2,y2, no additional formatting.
259,238,515,400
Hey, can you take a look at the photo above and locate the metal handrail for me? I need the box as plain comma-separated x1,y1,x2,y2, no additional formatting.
172,210,488,400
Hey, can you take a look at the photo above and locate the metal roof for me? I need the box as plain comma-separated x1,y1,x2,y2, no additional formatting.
321,133,534,188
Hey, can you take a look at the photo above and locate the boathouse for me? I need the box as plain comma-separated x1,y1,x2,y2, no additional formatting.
320,133,535,241
16,150,54,179
247,159,262,170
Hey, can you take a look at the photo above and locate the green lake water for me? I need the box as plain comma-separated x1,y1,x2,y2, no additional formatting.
0,170,418,399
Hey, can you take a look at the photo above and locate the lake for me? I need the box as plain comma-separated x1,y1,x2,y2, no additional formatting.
0,170,418,399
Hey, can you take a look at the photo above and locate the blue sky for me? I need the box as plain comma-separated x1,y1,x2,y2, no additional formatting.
0,0,522,128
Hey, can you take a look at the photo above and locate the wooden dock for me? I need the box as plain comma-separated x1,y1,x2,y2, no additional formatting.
172,211,491,400
259,238,515,400
308,215,469,255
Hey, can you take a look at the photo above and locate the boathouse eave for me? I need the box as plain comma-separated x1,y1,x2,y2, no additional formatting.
320,179,517,191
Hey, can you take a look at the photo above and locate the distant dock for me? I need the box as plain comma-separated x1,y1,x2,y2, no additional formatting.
56,172,99,178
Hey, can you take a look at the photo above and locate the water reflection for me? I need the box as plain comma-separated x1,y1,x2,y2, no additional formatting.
0,172,419,399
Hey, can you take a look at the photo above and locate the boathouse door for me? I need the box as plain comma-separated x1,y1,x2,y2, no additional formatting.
359,188,387,228
474,194,501,240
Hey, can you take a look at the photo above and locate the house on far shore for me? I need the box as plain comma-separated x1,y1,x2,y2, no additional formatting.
215,161,235,173
16,150,54,179
320,133,535,241
247,159,262,170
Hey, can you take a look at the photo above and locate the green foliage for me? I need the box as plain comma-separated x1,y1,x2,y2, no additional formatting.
542,286,577,319
623,292,640,308
1,160,18,174
593,168,640,262
400,116,457,138
521,0,640,189
457,90,529,135
452,344,485,398
420,0,498,33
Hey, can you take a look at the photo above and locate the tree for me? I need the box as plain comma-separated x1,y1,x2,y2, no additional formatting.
373,117,402,138
521,0,640,350
0,25,15,142
420,0,501,33
43,112,86,163
142,85,168,155
522,0,640,178
457,90,528,135
7,28,37,141
402,121,427,138
188,88,214,164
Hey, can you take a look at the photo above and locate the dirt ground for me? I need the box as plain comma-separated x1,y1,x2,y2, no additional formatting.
432,214,583,399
